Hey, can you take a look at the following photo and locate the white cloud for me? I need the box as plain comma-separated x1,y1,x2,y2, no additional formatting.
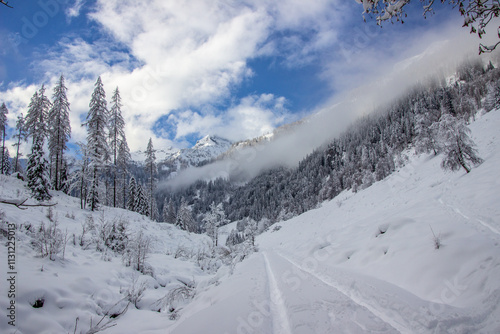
65,0,85,22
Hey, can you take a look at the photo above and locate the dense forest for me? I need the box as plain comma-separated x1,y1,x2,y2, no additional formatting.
158,59,498,236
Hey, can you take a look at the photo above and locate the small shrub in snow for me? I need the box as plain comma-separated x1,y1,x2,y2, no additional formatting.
272,225,282,232
154,280,196,320
122,230,151,274
226,229,245,246
120,276,147,309
65,211,75,219
31,220,66,260
430,225,442,250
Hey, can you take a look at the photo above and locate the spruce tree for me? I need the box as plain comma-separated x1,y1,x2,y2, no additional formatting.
117,137,131,209
162,198,176,224
48,75,71,191
144,138,157,219
1,147,11,175
26,85,51,142
85,76,109,211
0,103,8,175
109,87,125,207
26,136,51,201
127,176,137,211
12,113,28,174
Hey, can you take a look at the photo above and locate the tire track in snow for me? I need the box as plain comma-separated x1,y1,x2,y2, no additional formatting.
276,252,411,334
263,252,293,334
438,198,500,236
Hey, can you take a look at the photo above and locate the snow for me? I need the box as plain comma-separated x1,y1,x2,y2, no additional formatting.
1,109,500,333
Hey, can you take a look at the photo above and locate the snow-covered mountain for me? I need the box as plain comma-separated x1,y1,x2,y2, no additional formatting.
159,135,232,178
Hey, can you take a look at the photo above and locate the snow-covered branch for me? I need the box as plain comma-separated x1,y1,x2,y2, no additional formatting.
0,197,57,210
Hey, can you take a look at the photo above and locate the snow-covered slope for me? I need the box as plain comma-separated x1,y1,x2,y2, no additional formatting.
165,109,500,333
0,179,217,334
1,109,499,334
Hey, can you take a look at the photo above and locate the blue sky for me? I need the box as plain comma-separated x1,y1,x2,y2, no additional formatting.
0,0,494,154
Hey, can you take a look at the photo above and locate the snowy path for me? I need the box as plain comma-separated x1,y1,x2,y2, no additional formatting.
263,252,293,334
261,251,400,333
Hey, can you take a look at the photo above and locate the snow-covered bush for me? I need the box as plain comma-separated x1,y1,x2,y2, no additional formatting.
154,280,196,320
120,276,147,309
122,230,151,274
31,220,66,260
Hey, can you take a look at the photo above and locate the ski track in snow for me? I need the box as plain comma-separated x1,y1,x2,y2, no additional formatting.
438,198,500,236
275,252,410,334
263,252,293,334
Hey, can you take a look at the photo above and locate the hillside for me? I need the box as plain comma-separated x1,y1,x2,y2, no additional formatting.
1,108,499,333
165,107,500,333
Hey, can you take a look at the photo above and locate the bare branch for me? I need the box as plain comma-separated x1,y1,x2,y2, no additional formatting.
1,1,13,8
0,197,57,210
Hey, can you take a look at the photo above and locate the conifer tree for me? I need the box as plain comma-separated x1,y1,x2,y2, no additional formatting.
134,183,149,216
85,76,109,211
176,197,195,232
48,75,71,191
1,147,11,175
0,103,8,175
127,176,137,211
203,202,227,247
117,137,131,209
144,138,157,219
26,85,51,142
26,136,51,201
109,87,125,207
69,142,89,209
12,113,28,174
162,198,176,224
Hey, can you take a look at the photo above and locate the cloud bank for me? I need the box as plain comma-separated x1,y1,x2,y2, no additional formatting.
163,19,499,189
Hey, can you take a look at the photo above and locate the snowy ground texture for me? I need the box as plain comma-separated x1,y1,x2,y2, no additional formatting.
1,109,500,333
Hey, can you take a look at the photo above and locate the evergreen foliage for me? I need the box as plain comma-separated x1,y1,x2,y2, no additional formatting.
144,138,157,219
12,113,28,174
109,87,126,207
0,102,8,175
127,177,137,211
26,136,51,201
85,76,110,211
48,75,71,191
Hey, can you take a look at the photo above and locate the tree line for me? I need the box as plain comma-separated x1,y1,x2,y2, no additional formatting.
0,76,160,222
160,59,498,233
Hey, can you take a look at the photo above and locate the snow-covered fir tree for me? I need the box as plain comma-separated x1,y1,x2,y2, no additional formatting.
48,75,71,191
144,138,157,219
0,102,8,175
226,229,245,247
244,217,258,246
1,147,11,175
162,198,176,224
203,202,227,247
108,87,126,207
176,197,196,232
117,137,131,209
85,76,110,211
134,183,149,216
26,85,51,142
127,176,137,211
12,113,28,174
26,136,51,201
